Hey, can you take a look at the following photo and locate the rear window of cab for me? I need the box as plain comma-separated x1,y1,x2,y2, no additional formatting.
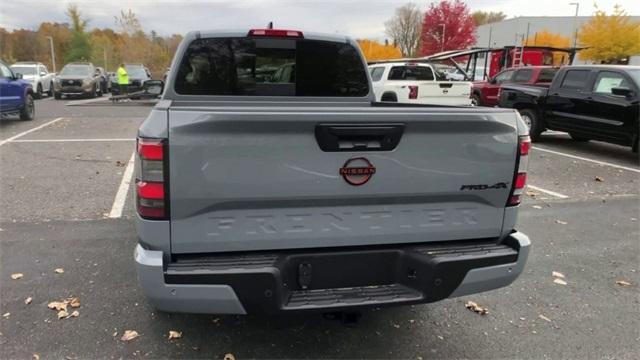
174,37,369,97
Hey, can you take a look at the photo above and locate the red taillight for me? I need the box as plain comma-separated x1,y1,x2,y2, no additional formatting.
508,135,530,206
408,85,418,99
519,136,531,156
514,173,527,189
136,137,167,219
248,29,303,38
137,181,164,199
137,138,163,160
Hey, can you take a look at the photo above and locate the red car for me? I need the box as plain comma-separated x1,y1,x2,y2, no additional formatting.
472,66,559,107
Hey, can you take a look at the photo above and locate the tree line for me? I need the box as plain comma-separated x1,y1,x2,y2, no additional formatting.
0,5,182,77
369,0,639,64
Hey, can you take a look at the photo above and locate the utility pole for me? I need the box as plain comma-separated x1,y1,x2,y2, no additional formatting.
483,26,492,81
103,47,108,70
569,2,580,49
45,36,56,73
439,23,446,52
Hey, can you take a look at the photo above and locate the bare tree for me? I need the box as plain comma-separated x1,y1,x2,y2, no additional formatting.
385,3,423,57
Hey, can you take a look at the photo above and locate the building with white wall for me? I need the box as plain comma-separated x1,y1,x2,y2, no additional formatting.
474,16,640,65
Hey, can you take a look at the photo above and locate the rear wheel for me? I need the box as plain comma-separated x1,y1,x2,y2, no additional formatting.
381,92,397,102
471,93,481,106
20,93,35,121
35,84,43,99
48,82,54,96
569,133,590,142
518,108,543,142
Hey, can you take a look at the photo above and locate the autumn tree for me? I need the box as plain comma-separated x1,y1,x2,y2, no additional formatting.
471,11,507,26
385,3,423,57
64,4,92,62
578,5,640,64
357,39,402,61
524,30,571,64
420,0,476,56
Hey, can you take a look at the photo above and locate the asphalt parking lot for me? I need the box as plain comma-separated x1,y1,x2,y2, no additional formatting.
1,97,639,359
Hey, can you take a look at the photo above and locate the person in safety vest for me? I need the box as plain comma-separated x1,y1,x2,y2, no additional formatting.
117,63,129,95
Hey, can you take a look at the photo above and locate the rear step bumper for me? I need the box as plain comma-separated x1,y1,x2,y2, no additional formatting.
135,232,530,314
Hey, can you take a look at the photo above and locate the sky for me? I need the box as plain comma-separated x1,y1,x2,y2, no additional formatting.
1,0,639,40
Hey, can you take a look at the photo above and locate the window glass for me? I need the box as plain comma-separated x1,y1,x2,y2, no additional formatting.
592,71,628,93
10,66,36,75
560,70,590,89
0,63,12,78
494,70,514,84
174,37,369,97
513,69,533,83
537,68,557,83
369,67,384,82
387,66,434,81
60,65,92,76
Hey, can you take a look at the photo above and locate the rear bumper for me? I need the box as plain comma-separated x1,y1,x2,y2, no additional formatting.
135,232,529,314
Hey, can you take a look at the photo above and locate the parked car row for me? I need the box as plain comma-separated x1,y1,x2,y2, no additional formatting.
5,60,153,100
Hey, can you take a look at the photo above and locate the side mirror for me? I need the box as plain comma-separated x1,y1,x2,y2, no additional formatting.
14,72,23,80
142,79,164,96
489,77,497,85
40,71,47,76
611,87,633,98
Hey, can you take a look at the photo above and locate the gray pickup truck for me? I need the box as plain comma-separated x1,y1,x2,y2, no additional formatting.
134,28,531,315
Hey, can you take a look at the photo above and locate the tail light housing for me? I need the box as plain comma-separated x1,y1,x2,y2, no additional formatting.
248,29,304,38
408,85,419,99
136,138,168,219
508,135,531,206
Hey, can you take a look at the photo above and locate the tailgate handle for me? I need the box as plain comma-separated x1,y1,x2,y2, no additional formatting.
315,123,405,152
439,83,453,88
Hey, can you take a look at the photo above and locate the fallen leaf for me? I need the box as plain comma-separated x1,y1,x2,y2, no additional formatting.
47,301,68,311
54,268,64,274
11,273,23,280
33,354,40,360
116,160,126,167
616,280,632,287
24,297,33,305
121,330,140,342
552,271,565,279
525,190,539,197
2,313,10,318
57,310,69,319
66,310,79,318
594,176,604,182
112,331,118,337
224,354,236,360
538,314,552,322
555,220,568,225
465,300,488,315
532,205,543,209
67,297,81,308
553,278,568,286
168,330,182,339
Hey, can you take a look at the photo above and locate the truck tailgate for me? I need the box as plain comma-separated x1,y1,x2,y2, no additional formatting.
167,106,517,254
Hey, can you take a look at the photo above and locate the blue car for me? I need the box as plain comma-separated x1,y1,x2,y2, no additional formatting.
1,59,35,120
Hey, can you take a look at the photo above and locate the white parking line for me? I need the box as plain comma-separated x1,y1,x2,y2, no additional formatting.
0,117,65,146
533,146,640,174
527,184,570,199
108,152,136,219
11,138,135,143
66,97,110,106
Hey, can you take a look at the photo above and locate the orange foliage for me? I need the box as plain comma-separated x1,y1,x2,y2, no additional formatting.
525,30,571,65
357,39,402,61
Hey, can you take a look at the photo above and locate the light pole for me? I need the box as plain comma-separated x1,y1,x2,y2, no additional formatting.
569,2,580,49
45,36,56,73
439,23,446,52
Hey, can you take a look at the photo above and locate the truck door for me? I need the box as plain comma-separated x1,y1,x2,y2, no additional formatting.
588,70,639,143
0,62,21,112
485,69,514,106
545,69,593,132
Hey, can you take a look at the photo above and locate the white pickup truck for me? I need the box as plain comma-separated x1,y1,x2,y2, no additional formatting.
368,62,472,106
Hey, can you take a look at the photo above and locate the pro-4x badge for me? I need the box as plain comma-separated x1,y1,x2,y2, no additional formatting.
340,157,376,186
